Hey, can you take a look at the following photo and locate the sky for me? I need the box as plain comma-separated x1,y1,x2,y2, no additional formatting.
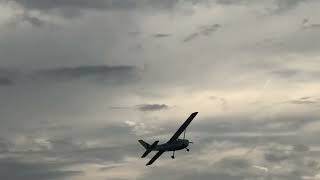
0,0,320,179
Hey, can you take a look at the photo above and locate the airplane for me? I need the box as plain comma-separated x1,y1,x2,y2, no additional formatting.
138,112,198,166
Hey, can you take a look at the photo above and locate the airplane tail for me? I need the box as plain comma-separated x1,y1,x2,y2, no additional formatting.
138,140,150,149
138,140,159,158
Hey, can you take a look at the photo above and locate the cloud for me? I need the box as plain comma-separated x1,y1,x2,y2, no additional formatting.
293,144,310,152
0,158,83,180
183,32,199,43
252,165,269,172
200,24,222,36
3,0,180,18
271,69,300,78
302,18,320,30
152,33,171,38
273,0,307,12
264,151,290,162
288,100,318,105
136,104,169,112
141,165,248,180
0,65,139,85
270,68,320,82
6,12,48,28
0,132,141,171
283,97,320,105
2,0,311,20
209,96,228,110
217,157,250,169
178,172,246,180
33,65,139,84
0,77,13,86
1,0,320,179
304,24,320,30
215,0,308,13
183,24,222,42
0,68,18,86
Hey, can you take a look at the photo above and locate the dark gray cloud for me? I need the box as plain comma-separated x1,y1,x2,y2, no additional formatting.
136,104,169,112
3,0,180,17
0,65,139,85
217,157,250,169
0,158,83,180
275,0,307,12
293,144,310,152
0,77,13,86
183,32,199,43
6,0,179,10
2,0,310,19
264,151,290,163
200,24,222,36
0,68,19,86
4,0,134,17
183,24,222,42
152,33,171,38
0,138,11,153
215,0,307,12
33,65,139,84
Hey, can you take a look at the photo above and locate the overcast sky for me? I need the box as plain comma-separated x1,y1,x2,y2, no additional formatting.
1,0,320,179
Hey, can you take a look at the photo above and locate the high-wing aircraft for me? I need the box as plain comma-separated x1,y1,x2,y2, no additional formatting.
138,112,198,166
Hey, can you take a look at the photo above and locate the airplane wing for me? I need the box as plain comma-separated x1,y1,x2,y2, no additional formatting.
146,150,165,166
167,112,198,143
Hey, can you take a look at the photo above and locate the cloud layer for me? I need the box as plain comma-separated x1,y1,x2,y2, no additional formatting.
0,0,320,179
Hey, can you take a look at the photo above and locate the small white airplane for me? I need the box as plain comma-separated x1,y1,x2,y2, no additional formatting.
138,112,198,166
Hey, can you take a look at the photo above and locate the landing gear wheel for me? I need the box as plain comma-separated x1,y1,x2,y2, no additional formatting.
186,148,190,152
171,156,175,159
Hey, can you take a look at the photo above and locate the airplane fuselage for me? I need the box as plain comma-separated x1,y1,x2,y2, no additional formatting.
153,139,189,151
139,112,198,165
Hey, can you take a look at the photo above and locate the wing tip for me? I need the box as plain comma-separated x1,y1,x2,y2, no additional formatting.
191,112,198,117
146,160,153,166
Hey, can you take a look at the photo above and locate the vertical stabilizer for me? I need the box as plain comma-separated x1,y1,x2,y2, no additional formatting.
138,140,150,149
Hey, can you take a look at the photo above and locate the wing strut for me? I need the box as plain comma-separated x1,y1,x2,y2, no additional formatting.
167,112,198,143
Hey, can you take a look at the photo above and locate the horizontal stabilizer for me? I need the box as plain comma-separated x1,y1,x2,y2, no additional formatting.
138,140,150,149
141,140,159,158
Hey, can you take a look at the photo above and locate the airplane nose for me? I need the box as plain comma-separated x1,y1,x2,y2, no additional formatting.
185,140,190,145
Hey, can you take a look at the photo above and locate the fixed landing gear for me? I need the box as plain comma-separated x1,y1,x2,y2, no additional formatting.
171,151,175,159
186,148,190,152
